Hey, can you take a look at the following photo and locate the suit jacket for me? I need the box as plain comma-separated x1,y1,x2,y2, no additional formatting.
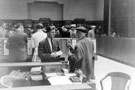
6,31,27,62
38,37,60,62
69,36,94,81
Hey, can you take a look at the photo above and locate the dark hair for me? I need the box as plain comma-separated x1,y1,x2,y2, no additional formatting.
36,23,43,29
46,26,51,33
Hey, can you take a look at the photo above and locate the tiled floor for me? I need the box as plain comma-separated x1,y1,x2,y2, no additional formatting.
95,56,135,90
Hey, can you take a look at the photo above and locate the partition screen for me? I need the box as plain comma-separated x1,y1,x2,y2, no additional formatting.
110,0,135,37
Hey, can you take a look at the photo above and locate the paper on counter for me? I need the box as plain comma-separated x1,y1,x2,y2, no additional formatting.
55,50,63,56
30,67,41,72
48,76,72,85
65,73,76,77
72,39,76,48
31,75,43,80
45,73,58,78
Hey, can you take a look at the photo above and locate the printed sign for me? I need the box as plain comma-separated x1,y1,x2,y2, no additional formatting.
3,39,9,55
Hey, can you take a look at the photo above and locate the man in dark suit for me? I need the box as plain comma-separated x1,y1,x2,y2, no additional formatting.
6,24,27,62
38,26,61,62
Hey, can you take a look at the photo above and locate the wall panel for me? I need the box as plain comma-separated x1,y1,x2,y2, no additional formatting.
110,0,135,37
97,36,135,67
28,1,63,20
119,19,129,37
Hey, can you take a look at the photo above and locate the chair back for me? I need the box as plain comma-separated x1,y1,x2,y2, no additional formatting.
100,72,131,90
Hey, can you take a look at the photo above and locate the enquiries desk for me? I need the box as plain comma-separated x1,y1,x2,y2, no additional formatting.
0,62,62,76
0,62,62,87
0,62,94,90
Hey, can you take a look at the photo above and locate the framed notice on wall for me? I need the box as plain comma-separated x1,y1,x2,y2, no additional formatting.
71,39,76,48
27,38,32,55
0,39,3,55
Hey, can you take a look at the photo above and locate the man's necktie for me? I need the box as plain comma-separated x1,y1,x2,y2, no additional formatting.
51,39,53,52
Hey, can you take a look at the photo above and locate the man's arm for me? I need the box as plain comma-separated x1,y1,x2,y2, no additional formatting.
68,45,83,62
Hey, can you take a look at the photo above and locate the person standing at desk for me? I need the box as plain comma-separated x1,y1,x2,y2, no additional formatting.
0,23,7,38
87,25,96,39
67,26,94,83
31,23,47,62
87,25,97,80
6,24,27,62
38,26,62,62
69,24,77,38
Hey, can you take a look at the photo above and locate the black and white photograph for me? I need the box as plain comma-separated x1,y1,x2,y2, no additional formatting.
0,0,135,90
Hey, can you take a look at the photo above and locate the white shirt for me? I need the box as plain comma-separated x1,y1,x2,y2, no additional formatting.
31,30,47,62
47,38,53,52
32,30,47,48
0,27,6,38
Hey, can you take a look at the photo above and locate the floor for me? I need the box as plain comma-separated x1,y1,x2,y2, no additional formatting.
95,56,135,90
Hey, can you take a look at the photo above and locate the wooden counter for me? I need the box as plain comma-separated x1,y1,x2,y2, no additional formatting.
0,83,92,90
0,62,62,80
0,63,95,90
0,62,62,67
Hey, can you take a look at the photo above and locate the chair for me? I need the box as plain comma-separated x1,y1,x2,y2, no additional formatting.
100,72,131,90
0,75,28,88
0,70,29,88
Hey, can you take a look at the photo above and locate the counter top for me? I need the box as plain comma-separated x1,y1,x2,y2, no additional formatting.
0,62,62,67
0,83,92,90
